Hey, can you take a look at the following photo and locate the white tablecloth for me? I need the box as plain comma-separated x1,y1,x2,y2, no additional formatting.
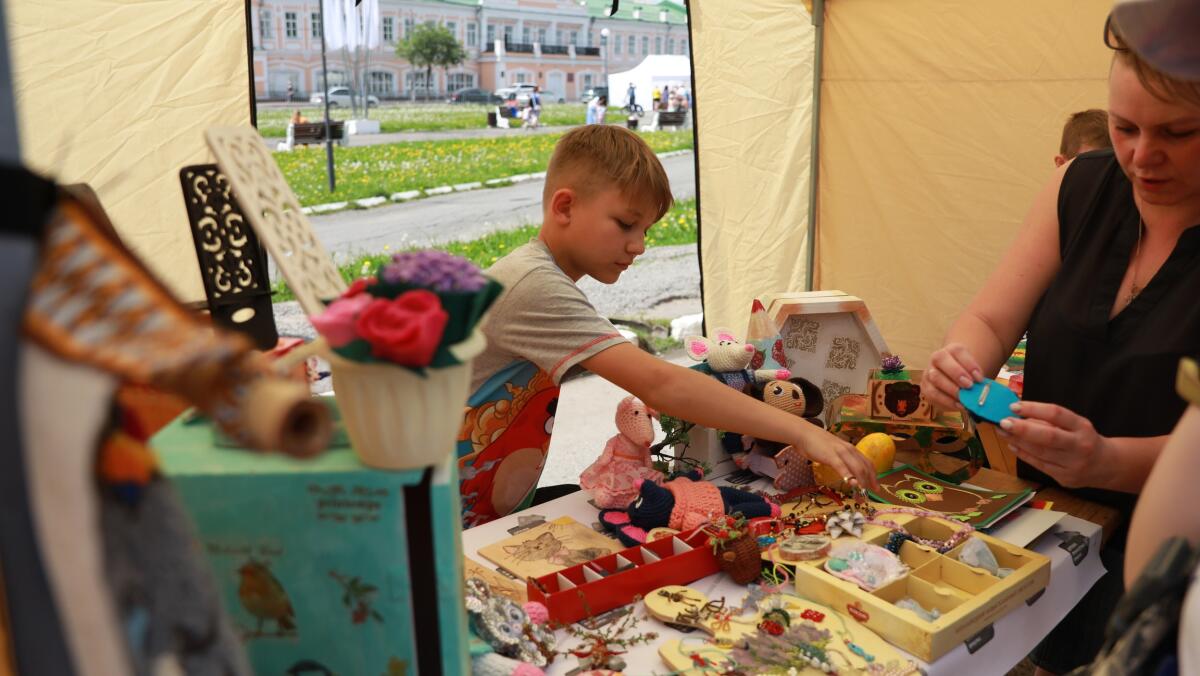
462,489,1105,676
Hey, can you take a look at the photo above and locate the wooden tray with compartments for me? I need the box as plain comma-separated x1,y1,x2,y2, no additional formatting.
791,512,1050,661
526,528,720,625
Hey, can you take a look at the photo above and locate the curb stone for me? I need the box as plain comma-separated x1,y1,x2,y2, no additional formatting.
425,185,453,195
390,190,421,201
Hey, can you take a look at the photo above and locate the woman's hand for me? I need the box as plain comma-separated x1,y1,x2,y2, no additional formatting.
998,401,1111,488
796,424,880,491
923,343,986,411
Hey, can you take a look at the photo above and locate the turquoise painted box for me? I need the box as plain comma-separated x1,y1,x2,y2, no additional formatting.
155,412,470,676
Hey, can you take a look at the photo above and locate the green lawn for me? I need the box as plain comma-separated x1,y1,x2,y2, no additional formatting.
277,130,694,207
257,102,606,137
271,198,698,302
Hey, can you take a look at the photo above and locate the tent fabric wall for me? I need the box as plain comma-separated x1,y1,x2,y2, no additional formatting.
692,0,816,335
816,0,1113,367
9,0,251,303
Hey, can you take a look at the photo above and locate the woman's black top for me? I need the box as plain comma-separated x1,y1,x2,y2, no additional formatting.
1021,148,1200,523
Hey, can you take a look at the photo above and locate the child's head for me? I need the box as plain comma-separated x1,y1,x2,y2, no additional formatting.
540,125,673,283
1056,109,1112,166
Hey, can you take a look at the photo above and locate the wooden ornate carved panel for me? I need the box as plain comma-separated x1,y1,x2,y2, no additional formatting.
179,164,278,350
204,127,346,317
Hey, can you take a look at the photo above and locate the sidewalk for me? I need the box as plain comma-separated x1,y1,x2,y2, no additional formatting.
264,123,586,148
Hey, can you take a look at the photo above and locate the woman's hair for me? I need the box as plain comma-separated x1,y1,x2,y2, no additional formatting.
1110,28,1200,107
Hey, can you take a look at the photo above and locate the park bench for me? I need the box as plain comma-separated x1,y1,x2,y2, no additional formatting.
648,109,689,131
281,121,345,151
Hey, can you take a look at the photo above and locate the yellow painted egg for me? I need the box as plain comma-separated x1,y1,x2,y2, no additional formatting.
856,432,897,473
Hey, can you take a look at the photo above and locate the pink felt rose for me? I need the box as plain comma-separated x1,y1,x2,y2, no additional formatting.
355,290,448,367
310,293,373,347
345,275,376,297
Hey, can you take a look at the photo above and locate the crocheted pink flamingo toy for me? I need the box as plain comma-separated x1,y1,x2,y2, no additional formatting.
579,395,665,509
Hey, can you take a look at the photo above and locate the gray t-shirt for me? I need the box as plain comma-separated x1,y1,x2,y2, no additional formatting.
471,239,628,394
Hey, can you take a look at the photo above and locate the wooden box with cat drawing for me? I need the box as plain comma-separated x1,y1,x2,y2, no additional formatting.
790,508,1050,662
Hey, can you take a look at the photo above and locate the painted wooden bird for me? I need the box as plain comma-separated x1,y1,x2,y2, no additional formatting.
237,560,297,637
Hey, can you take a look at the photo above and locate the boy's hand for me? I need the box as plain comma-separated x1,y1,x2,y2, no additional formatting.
796,425,879,491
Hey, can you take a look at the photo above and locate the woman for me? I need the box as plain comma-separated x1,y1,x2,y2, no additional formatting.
923,19,1200,675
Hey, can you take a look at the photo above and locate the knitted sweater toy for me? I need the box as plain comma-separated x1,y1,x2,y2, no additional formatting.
598,471,779,546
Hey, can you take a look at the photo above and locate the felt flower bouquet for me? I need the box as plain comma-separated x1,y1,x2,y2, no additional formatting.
307,251,502,470
311,250,501,372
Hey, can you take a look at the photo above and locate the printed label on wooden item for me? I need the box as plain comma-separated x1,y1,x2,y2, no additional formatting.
308,483,389,524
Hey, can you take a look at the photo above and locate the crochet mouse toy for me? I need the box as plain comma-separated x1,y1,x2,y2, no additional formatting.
579,396,664,509
685,328,790,394
598,471,780,546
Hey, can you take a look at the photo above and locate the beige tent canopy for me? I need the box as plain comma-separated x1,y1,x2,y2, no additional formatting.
9,0,252,304
9,0,1116,362
694,0,1114,367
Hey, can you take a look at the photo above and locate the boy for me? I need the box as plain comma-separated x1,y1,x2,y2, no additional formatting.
455,125,876,528
1054,108,1112,167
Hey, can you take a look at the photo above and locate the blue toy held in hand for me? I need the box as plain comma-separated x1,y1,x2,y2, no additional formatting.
958,378,1021,425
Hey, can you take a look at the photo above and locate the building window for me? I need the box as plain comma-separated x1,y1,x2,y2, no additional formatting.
405,71,432,94
682,38,689,54
667,38,674,54
467,22,477,46
448,72,474,91
369,71,395,95
383,17,394,42
311,12,321,38
486,24,495,45
285,12,297,38
514,72,528,83
503,25,513,42
522,26,530,44
582,73,593,90
537,28,546,44
570,30,578,45
446,21,457,40
259,9,273,41
317,70,347,90
425,19,435,28
655,36,662,53
628,34,635,54
642,36,649,55
613,32,621,54
404,17,413,38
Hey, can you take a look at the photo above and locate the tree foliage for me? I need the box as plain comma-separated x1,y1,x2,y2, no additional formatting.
395,24,466,96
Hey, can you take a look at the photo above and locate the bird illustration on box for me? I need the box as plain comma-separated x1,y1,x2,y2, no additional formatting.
237,560,298,638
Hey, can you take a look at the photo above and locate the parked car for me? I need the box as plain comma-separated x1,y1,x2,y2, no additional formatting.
495,84,565,107
448,87,501,104
309,87,379,107
580,86,609,103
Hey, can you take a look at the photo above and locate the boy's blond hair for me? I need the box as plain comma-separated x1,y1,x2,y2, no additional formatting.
543,125,674,222
1059,109,1112,159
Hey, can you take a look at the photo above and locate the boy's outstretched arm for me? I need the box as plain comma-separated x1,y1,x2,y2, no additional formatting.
582,342,879,490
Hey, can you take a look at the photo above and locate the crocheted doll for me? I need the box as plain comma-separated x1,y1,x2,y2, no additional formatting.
685,329,791,394
579,396,665,509
598,471,780,546
733,378,824,491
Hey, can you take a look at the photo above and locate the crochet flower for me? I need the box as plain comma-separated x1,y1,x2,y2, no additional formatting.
355,290,448,367
381,250,488,292
311,293,373,348
881,354,906,373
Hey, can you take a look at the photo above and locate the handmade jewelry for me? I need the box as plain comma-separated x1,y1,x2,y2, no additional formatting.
560,606,657,673
779,534,832,561
826,506,866,539
823,541,909,592
801,609,826,623
868,507,975,553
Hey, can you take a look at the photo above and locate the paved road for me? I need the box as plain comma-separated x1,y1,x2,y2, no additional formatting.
308,151,697,262
266,122,593,147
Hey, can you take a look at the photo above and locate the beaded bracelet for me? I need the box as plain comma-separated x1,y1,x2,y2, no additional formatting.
868,507,975,553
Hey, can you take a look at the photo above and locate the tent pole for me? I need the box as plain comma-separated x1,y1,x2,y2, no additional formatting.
805,0,824,291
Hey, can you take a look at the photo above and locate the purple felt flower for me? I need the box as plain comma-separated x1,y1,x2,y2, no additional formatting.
881,354,906,373
380,250,487,292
